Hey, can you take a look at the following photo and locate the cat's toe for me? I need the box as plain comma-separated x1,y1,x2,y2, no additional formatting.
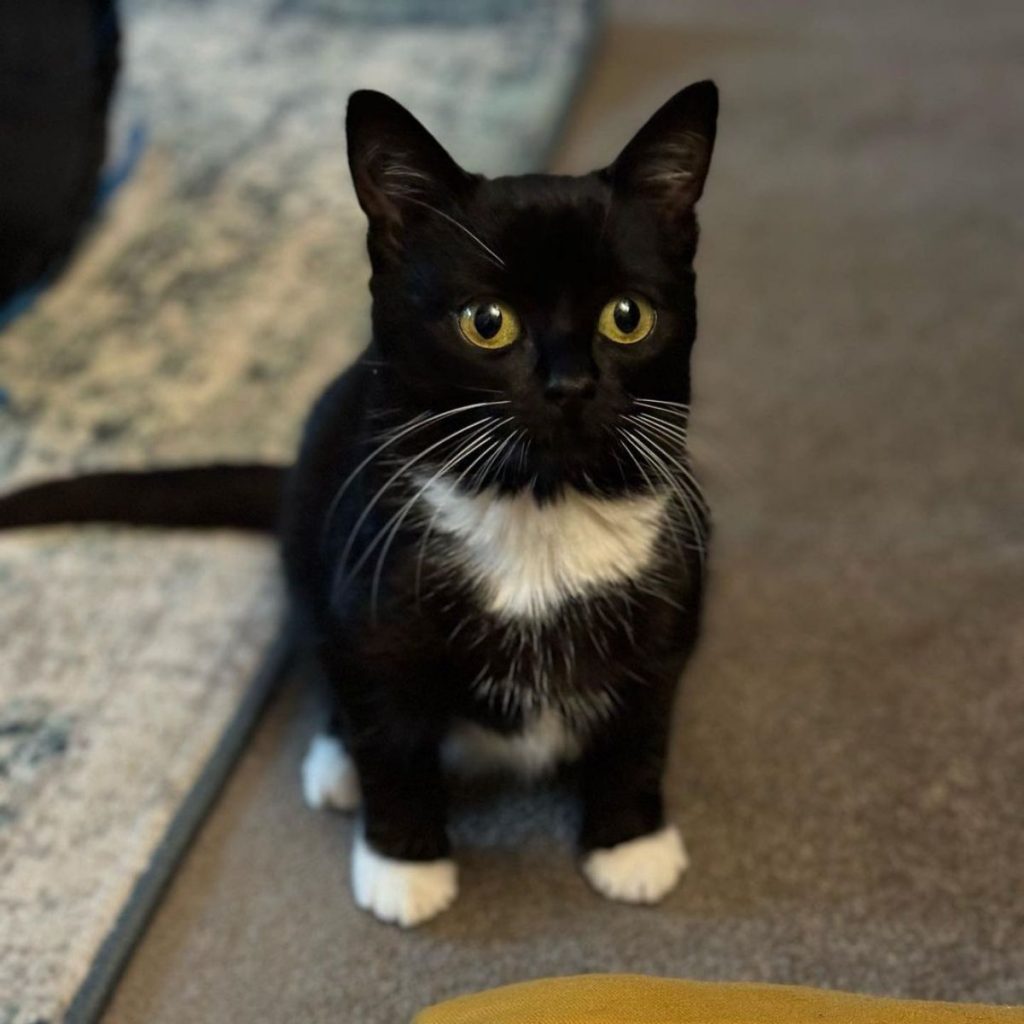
351,833,458,927
301,734,360,812
582,824,688,904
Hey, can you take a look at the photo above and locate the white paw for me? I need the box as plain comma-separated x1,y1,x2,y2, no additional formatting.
351,833,458,927
582,824,688,904
301,734,360,812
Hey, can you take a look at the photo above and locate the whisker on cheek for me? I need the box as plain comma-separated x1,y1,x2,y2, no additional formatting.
364,421,514,620
633,397,692,417
319,399,510,548
616,426,708,568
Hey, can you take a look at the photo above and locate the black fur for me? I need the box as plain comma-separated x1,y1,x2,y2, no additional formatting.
0,82,718,878
0,464,283,530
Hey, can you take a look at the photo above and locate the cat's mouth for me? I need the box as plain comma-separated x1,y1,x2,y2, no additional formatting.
481,421,638,499
506,399,690,499
414,397,687,500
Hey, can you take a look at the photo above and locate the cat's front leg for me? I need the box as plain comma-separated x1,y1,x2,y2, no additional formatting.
578,683,689,905
310,634,458,927
347,733,457,927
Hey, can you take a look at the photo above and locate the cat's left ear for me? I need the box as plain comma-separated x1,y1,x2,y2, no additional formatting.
346,90,474,256
609,80,718,216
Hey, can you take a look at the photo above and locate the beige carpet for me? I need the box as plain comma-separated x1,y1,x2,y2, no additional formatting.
103,0,1023,1020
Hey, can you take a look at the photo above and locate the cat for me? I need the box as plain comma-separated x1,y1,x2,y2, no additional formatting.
0,80,718,927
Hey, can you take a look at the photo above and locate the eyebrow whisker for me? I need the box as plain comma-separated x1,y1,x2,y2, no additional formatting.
401,196,506,269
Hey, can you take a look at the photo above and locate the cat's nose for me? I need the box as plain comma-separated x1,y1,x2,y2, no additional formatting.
544,372,597,405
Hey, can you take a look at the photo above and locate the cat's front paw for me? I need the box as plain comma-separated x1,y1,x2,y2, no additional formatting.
351,833,458,927
301,734,360,812
582,824,688,904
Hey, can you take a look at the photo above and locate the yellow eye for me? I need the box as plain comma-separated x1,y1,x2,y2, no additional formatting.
458,300,521,349
598,295,656,345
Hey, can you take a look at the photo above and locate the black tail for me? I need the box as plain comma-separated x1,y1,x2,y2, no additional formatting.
0,464,287,532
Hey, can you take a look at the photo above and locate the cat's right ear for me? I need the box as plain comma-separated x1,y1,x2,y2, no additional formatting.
608,80,718,220
346,91,474,256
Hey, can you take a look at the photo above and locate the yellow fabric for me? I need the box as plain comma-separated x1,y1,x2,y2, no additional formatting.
415,975,1024,1024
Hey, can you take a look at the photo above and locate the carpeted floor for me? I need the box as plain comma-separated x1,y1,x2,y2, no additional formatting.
0,2,595,1021
101,0,1023,1020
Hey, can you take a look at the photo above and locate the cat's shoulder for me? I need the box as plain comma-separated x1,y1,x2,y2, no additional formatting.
303,354,377,435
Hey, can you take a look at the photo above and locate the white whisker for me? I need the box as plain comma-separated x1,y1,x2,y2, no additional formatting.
633,397,691,414
414,426,524,606
615,429,688,559
623,427,705,518
401,196,506,269
365,423,514,617
627,413,689,446
618,427,707,568
614,429,686,559
629,425,707,512
320,400,509,547
336,415,504,576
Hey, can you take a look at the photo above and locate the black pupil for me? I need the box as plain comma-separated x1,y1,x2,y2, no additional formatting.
614,298,641,334
474,304,503,339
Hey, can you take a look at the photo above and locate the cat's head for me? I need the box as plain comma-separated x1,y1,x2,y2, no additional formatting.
346,82,718,498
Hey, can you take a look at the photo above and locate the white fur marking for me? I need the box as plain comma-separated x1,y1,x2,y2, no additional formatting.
351,833,458,927
301,734,360,812
444,708,581,778
582,825,688,904
420,479,666,619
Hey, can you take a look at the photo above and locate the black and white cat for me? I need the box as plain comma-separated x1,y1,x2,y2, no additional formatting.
0,81,718,927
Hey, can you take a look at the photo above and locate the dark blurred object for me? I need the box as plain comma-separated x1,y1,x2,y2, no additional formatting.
0,0,120,306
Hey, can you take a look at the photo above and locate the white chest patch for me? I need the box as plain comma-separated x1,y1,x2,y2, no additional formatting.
444,708,581,779
420,479,667,620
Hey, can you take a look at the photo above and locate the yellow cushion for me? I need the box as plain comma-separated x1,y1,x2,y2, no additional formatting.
414,975,1024,1024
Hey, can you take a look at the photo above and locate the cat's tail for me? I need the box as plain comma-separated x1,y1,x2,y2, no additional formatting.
0,464,287,533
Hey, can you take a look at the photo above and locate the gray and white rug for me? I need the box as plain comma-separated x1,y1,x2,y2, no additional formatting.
0,2,597,1020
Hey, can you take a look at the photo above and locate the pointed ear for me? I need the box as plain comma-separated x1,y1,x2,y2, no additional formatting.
346,90,473,253
609,80,718,217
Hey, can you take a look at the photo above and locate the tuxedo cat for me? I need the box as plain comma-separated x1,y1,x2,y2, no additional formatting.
0,81,718,927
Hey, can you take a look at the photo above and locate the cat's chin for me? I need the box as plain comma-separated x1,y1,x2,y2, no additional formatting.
482,451,648,502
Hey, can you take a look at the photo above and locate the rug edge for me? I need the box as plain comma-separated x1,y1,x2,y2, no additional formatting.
63,624,296,1024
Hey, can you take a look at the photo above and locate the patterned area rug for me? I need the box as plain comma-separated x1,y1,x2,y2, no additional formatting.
0,2,596,1020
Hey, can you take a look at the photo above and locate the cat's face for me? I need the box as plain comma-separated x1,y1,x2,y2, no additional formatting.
347,83,717,497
